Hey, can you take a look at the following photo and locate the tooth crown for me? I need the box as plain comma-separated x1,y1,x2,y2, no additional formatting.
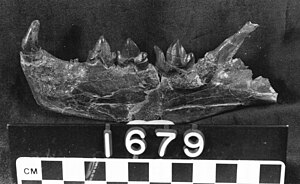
20,20,278,123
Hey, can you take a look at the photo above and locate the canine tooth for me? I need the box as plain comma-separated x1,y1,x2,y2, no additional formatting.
22,20,40,52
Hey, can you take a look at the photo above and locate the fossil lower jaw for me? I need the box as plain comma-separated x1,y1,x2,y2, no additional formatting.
20,20,277,123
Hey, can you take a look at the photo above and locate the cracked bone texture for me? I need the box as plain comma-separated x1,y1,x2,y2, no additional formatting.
20,20,278,123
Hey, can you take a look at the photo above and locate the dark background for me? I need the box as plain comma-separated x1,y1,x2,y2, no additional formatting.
1,0,300,183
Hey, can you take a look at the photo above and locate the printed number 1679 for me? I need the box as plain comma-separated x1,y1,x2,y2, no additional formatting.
103,127,205,158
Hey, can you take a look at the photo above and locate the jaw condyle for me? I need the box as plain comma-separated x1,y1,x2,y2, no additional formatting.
20,20,277,123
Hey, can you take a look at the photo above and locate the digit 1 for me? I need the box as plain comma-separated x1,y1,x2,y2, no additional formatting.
183,129,205,158
104,124,112,158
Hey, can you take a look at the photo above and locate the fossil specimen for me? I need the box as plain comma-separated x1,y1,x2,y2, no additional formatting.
20,20,277,123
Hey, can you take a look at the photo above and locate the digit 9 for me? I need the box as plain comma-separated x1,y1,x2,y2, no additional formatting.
183,129,205,158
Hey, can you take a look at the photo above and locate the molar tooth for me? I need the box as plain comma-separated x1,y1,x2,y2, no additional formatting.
22,20,40,52
154,45,175,74
166,40,187,68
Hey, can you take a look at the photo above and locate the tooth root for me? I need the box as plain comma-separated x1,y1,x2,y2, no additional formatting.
22,20,40,52
166,40,186,68
213,21,259,64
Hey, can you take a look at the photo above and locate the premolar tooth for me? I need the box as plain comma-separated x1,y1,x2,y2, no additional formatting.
96,36,110,53
22,20,40,52
122,38,140,58
118,38,141,65
88,36,115,66
166,40,187,68
90,36,109,58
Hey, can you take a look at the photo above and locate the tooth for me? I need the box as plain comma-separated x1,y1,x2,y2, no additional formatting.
184,53,195,69
121,38,141,58
118,38,141,65
154,45,175,74
154,45,166,72
88,36,116,66
134,52,149,70
22,20,40,52
212,21,259,64
96,36,110,53
134,52,148,64
166,40,187,68
89,36,110,59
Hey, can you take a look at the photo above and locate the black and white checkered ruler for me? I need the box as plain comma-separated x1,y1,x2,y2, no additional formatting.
16,157,285,184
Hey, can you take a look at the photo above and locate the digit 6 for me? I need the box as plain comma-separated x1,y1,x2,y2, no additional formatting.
125,127,147,156
183,129,205,158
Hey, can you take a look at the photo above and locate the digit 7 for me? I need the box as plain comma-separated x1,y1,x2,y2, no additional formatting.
155,129,177,157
